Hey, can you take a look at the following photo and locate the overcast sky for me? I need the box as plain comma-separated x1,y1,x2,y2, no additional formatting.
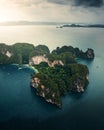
0,0,104,23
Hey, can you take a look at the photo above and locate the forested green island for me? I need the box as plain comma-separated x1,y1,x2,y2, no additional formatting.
0,43,94,108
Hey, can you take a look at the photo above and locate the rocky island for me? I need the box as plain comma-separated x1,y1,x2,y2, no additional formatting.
57,23,104,28
0,43,94,108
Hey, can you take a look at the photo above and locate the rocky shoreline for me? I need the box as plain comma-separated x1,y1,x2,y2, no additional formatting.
30,77,62,108
30,74,88,108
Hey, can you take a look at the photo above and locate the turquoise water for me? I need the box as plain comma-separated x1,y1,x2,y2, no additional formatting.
0,26,104,130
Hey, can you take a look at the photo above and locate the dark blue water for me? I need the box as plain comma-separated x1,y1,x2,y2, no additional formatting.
0,56,104,130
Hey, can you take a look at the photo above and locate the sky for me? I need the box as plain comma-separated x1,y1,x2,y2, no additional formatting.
0,0,104,23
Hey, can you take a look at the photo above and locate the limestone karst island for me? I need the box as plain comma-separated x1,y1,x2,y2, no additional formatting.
0,43,94,108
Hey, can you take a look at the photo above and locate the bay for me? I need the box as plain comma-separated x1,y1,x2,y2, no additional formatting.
0,25,104,130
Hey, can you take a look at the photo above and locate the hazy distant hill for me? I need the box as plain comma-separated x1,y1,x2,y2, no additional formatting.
58,23,104,28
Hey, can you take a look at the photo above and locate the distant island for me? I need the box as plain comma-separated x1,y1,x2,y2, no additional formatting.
57,23,104,28
0,21,104,28
0,43,94,108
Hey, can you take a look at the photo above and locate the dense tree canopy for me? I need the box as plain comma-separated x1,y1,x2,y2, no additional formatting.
0,43,94,65
0,43,50,64
32,63,89,106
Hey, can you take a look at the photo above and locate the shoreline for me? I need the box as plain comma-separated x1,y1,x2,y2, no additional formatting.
12,63,38,73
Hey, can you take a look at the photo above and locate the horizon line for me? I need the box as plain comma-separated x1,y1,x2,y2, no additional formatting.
0,21,104,26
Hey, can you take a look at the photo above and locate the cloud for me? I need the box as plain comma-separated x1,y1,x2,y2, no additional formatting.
46,0,71,5
47,0,104,7
75,0,104,7
0,0,103,23
0,0,43,7
2,0,104,8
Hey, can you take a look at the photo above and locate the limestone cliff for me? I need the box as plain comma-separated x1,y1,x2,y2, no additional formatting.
31,77,62,108
85,48,94,59
29,55,64,67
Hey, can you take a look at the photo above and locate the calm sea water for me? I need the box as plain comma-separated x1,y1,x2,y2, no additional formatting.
0,25,104,130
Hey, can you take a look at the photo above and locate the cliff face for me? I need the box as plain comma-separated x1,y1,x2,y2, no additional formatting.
73,79,85,93
0,44,12,58
31,77,62,108
5,51,12,58
1,50,12,58
49,60,64,67
29,55,64,67
29,55,48,65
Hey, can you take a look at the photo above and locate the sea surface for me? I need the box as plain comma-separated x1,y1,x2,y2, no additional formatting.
0,25,104,130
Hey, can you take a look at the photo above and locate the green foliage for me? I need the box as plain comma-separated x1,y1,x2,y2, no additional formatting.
70,63,89,76
47,52,76,64
59,52,76,64
33,45,50,56
0,43,50,64
52,46,75,54
12,43,35,64
0,43,94,65
52,45,94,59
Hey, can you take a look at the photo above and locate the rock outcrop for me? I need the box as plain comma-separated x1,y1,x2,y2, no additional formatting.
29,55,48,65
73,79,85,93
5,51,12,58
29,55,64,67
30,77,62,108
85,48,94,59
48,60,64,67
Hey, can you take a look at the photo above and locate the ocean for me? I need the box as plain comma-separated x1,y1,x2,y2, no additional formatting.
0,25,104,130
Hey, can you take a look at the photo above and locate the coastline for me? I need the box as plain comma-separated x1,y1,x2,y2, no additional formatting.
11,63,38,73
